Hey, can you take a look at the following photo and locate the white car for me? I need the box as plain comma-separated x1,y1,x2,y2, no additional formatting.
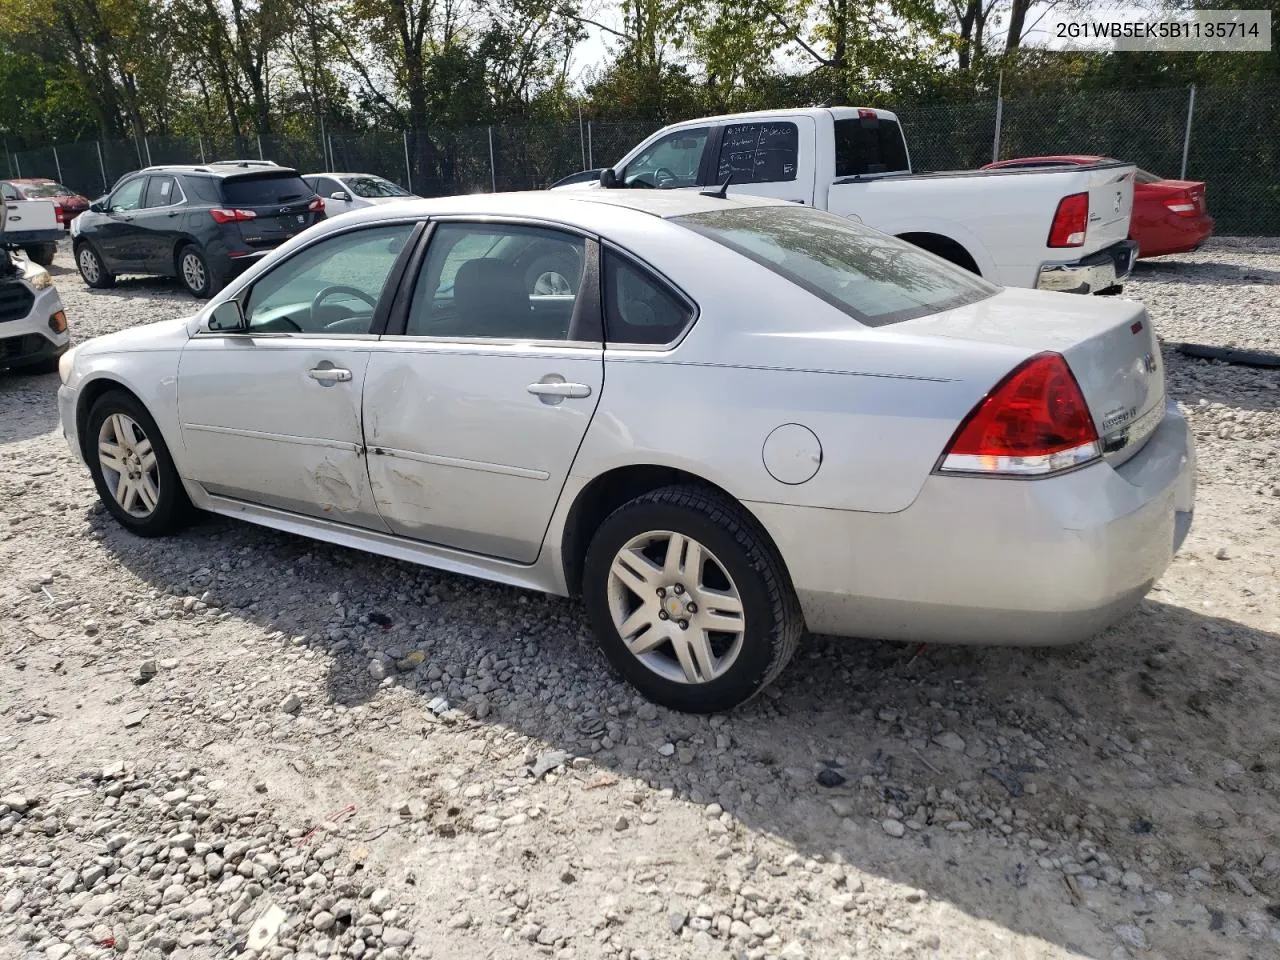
56,192,1194,712
303,172,416,216
1,221,69,374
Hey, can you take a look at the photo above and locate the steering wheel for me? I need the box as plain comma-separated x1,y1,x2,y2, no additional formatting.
311,285,378,325
652,167,678,187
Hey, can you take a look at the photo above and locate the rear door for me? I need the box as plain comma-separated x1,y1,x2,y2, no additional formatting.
711,116,817,205
362,219,604,563
218,171,323,253
135,174,185,271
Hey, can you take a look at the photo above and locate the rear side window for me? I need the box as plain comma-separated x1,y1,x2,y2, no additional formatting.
675,205,997,327
221,173,313,206
716,122,799,184
603,252,694,345
144,176,179,207
834,117,909,177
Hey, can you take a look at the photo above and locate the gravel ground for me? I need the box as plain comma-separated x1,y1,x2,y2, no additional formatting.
2,238,1278,960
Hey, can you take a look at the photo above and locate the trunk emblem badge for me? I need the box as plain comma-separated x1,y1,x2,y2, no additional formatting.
1114,192,1122,214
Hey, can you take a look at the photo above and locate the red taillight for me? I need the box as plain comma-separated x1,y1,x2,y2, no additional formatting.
307,196,324,213
1047,192,1089,248
209,208,257,224
937,352,1100,477
1164,192,1199,217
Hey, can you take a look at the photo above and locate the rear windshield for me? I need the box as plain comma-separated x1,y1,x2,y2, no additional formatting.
674,205,998,327
343,176,410,198
833,117,910,177
221,173,313,206
17,182,72,198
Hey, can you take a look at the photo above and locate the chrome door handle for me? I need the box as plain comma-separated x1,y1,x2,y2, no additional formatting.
308,367,352,383
527,381,591,399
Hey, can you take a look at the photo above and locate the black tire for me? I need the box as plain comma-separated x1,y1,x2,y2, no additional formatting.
582,485,803,713
75,242,116,289
86,390,192,537
25,242,57,267
177,243,222,299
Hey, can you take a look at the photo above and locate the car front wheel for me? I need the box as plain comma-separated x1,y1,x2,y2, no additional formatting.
76,242,115,288
582,485,803,713
86,391,192,537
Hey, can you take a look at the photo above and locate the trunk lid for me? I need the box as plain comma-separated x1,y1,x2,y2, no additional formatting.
1081,163,1136,249
900,288,1165,465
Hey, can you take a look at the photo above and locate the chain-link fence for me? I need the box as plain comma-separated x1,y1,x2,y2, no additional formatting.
6,84,1277,235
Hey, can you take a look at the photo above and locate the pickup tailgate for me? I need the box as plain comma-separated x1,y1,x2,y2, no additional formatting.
1079,163,1135,252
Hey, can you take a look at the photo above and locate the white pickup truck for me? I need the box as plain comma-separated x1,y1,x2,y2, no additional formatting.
554,107,1138,295
0,190,61,266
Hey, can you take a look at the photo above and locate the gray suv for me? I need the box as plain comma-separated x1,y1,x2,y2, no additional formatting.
72,161,326,298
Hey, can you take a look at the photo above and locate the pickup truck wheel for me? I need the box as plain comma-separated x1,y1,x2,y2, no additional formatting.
86,391,192,537
75,242,116,289
582,485,803,714
24,243,57,267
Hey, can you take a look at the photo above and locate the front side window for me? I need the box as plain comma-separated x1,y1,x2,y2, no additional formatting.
675,205,997,327
110,178,146,212
242,223,414,334
833,117,910,177
621,128,709,189
144,176,179,207
716,122,799,184
342,176,410,199
405,222,588,341
603,252,693,346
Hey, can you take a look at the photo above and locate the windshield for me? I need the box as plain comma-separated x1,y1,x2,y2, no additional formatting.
675,205,998,327
17,182,73,199
221,173,313,206
342,176,410,198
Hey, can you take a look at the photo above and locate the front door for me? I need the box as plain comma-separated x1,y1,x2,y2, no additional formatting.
96,176,149,270
176,221,418,527
363,220,604,563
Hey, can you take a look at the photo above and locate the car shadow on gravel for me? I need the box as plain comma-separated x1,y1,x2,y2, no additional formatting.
76,276,198,301
1134,259,1280,286
97,509,1280,959
0,369,62,442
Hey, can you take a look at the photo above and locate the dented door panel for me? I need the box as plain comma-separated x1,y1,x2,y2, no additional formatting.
176,336,388,530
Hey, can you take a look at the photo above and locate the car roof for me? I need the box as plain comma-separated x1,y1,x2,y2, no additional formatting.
126,162,301,179
303,172,387,179
304,190,792,246
986,155,1108,167
4,177,56,185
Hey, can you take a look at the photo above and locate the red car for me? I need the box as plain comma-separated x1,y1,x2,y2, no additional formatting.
1,177,91,229
982,155,1214,258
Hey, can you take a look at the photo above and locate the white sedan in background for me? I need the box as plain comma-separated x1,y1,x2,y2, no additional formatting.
55,192,1194,713
303,172,416,216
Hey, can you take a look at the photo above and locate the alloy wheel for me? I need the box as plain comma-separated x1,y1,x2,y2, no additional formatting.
78,248,100,283
181,252,206,293
97,413,161,518
606,530,746,685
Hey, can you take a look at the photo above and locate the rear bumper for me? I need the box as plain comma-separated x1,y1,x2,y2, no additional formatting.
748,402,1195,645
1035,240,1138,294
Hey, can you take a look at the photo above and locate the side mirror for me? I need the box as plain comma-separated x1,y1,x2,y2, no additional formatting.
208,299,245,332
599,168,618,189
89,199,106,213
331,191,352,202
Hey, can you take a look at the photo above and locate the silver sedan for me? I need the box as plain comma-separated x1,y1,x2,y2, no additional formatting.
56,191,1195,713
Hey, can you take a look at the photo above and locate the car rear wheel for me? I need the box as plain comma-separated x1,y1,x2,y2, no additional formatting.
75,242,115,289
86,391,192,537
582,485,803,713
177,244,221,299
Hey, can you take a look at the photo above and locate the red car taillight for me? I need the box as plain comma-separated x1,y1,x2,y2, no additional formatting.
307,196,324,213
1047,192,1089,248
936,353,1101,477
209,208,257,224
1164,191,1200,217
